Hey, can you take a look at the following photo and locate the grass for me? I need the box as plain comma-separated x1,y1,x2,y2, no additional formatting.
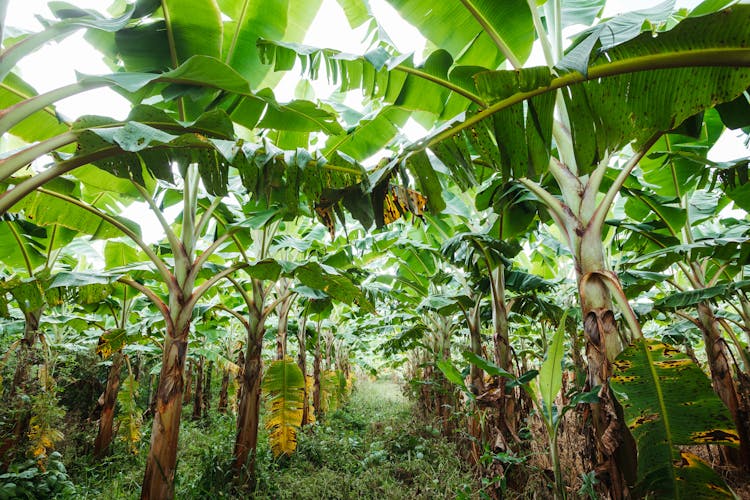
63,378,478,499
253,378,477,499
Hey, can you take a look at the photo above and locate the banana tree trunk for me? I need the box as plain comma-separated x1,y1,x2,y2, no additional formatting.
576,229,633,498
232,321,264,485
740,295,750,345
218,368,230,414
147,374,157,418
325,334,334,371
9,310,42,397
489,265,517,439
696,302,750,470
313,331,322,420
275,291,292,360
440,329,454,434
94,350,124,459
203,360,213,417
141,321,190,500
467,298,485,395
235,350,245,413
297,315,309,425
183,360,193,405
192,355,204,420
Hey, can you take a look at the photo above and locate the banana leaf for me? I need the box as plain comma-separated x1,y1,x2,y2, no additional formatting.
610,339,739,498
262,357,305,456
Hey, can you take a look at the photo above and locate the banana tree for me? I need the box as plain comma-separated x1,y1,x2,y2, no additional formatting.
204,202,374,484
90,282,136,459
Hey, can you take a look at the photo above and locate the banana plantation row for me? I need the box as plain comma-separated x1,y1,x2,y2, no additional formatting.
2,0,750,498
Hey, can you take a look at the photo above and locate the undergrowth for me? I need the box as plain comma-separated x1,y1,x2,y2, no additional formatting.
254,378,477,499
63,378,478,499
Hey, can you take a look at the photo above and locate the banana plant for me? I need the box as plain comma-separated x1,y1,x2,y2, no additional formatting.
0,0,364,220
205,203,373,483
3,2,373,496
527,310,600,500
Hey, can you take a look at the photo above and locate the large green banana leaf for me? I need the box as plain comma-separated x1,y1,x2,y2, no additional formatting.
257,41,484,117
75,0,325,127
384,0,535,68
396,6,750,194
610,339,739,498
0,73,72,145
0,2,135,82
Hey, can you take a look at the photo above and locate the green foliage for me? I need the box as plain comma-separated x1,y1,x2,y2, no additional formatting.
0,452,76,500
116,372,142,454
320,369,345,412
538,311,567,418
610,339,739,498
27,385,65,466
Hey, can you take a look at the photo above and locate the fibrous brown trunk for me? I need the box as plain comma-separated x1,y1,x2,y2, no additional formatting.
297,315,309,425
192,356,204,420
183,360,192,405
218,368,230,414
467,299,485,395
313,330,322,420
275,289,292,360
489,266,517,440
9,310,41,397
141,323,189,500
203,360,213,417
577,237,632,499
94,350,124,459
697,302,750,471
147,374,157,418
235,350,245,413
232,327,263,485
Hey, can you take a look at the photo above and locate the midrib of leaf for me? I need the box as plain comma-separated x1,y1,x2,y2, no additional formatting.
275,102,338,134
665,135,682,200
426,47,750,150
541,315,565,411
396,66,485,106
263,40,485,106
393,275,426,295
0,81,59,122
641,340,679,493
318,162,362,176
323,133,351,156
458,0,522,69
7,219,34,275
161,0,184,120
407,248,431,276
224,0,251,65
633,193,681,239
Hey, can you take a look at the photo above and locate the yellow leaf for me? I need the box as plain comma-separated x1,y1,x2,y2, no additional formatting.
262,358,305,457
